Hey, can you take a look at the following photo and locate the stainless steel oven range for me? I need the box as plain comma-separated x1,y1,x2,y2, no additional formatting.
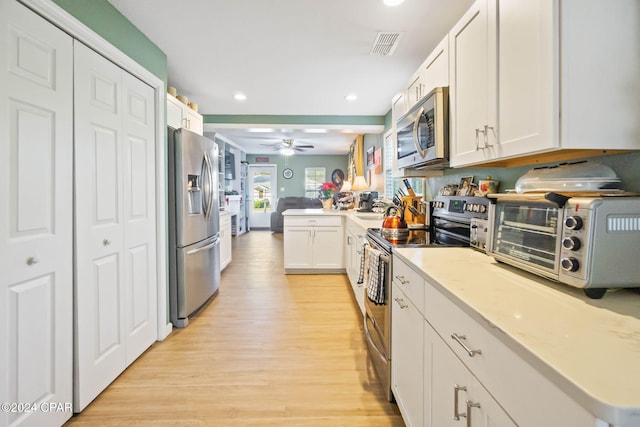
363,195,489,401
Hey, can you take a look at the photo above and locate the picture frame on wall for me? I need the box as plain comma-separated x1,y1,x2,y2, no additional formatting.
366,147,374,166
374,147,382,174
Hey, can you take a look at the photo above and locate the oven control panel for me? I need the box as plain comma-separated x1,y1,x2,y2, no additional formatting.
432,195,490,221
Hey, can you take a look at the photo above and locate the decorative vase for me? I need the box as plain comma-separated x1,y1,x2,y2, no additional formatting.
321,198,333,210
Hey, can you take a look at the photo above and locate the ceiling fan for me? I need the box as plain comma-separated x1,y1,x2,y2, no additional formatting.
260,138,315,154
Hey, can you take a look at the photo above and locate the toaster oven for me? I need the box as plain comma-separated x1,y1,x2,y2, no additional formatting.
488,193,640,299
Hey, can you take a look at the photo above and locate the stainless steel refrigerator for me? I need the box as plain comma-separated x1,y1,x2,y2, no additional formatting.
168,127,220,327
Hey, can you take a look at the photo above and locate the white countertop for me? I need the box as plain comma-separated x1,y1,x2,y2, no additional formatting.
393,247,640,424
282,208,384,230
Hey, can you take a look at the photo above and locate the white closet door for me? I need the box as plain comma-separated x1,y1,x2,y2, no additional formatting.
0,2,74,427
121,72,157,365
74,41,157,411
73,41,127,411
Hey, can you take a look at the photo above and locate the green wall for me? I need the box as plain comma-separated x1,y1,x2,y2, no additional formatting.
246,154,348,199
415,151,640,200
51,0,167,83
204,115,384,126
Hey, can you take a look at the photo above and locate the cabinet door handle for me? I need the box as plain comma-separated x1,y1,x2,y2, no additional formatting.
466,400,481,427
475,128,486,150
26,256,40,266
393,296,408,309
484,125,494,147
453,384,467,420
394,274,409,285
451,333,482,357
103,238,112,246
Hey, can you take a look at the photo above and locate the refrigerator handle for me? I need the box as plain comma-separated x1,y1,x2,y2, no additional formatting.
207,152,215,216
185,237,220,255
200,154,210,218
203,151,215,218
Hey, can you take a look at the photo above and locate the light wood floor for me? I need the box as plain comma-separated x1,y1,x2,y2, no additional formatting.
65,230,404,426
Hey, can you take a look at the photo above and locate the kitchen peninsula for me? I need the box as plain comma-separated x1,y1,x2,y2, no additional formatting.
281,209,382,274
393,246,640,427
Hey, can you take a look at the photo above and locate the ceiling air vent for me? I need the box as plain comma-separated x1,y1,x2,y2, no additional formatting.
369,32,401,56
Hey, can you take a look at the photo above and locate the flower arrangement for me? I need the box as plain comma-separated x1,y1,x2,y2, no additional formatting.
319,182,338,199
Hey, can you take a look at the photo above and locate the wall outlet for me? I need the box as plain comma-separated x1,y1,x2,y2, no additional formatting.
280,187,285,191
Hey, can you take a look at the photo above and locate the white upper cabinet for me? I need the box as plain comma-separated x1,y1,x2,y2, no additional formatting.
421,35,449,94
448,0,496,167
167,94,203,135
402,34,450,114
450,0,640,167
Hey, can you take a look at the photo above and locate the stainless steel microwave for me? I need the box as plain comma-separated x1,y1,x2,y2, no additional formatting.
396,86,449,170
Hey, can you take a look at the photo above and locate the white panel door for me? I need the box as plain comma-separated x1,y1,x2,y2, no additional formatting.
74,41,157,411
121,72,157,366
73,41,127,411
0,2,74,426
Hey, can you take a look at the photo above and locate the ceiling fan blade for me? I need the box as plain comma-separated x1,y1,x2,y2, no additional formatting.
294,144,314,148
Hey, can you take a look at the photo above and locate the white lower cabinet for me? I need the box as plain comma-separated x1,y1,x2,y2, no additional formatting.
428,323,516,427
392,254,599,427
283,215,343,272
391,284,424,427
345,222,366,314
220,213,232,270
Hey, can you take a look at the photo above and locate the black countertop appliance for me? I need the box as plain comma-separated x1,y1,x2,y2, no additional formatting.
357,191,378,212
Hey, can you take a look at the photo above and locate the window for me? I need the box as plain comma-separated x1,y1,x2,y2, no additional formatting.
305,167,325,198
384,131,394,198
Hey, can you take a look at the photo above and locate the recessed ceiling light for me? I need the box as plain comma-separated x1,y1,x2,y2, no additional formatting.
234,93,247,101
345,94,358,102
248,128,273,133
383,0,404,6
304,128,328,133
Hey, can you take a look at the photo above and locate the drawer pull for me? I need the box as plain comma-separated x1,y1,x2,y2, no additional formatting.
465,400,481,427
394,274,409,284
453,384,467,420
451,333,482,357
103,238,112,246
393,297,408,309
26,256,40,266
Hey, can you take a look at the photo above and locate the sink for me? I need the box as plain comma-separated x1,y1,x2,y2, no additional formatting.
355,214,384,221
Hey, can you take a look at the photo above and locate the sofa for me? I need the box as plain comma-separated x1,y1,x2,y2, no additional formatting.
270,196,322,232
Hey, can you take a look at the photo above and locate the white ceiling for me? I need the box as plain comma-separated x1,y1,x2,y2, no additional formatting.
108,0,473,154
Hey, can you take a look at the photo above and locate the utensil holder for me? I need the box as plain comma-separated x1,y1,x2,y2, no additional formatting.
401,196,426,227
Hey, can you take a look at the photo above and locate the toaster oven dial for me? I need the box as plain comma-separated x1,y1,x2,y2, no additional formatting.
562,236,581,251
564,216,583,230
561,257,580,272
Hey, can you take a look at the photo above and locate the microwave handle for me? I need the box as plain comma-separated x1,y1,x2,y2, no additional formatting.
412,106,427,158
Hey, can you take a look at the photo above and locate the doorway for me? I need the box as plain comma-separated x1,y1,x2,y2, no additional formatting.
248,164,277,229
